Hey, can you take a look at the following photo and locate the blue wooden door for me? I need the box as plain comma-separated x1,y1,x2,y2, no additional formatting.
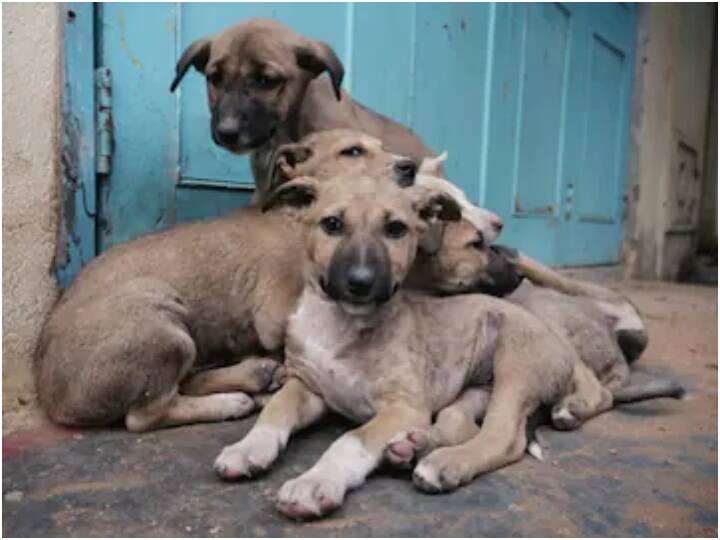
89,3,635,271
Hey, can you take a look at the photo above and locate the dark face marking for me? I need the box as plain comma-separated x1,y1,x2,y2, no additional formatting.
324,235,395,307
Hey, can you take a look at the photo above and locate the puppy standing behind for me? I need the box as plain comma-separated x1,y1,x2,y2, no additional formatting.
170,18,441,201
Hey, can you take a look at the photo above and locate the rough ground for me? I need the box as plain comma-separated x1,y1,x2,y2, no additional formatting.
3,277,717,537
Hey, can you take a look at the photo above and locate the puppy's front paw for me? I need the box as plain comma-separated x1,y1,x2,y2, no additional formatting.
276,474,345,521
413,448,475,494
385,429,431,468
214,426,284,480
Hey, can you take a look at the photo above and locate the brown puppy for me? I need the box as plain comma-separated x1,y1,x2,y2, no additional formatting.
170,18,438,201
33,135,422,432
211,177,572,519
213,179,682,520
385,220,683,467
272,130,504,245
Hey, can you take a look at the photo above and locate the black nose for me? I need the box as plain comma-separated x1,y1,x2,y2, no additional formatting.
346,265,376,298
393,159,417,187
216,117,240,144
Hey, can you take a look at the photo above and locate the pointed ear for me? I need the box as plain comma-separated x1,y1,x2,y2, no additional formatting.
419,151,448,177
414,189,463,224
295,40,344,100
269,142,314,191
170,38,212,92
261,176,319,213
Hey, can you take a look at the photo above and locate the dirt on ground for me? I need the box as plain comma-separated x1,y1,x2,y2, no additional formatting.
2,277,718,537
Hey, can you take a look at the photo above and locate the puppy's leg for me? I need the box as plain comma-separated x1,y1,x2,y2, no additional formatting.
386,387,491,467
214,377,325,480
551,363,613,430
181,356,285,395
126,388,255,432
276,403,430,521
413,384,533,494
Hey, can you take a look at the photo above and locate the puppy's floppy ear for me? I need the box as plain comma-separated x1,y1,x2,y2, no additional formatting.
261,176,319,213
170,38,212,92
414,189,463,224
270,142,314,190
295,41,344,100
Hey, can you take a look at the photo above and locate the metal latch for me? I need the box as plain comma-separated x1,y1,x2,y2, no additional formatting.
95,67,113,175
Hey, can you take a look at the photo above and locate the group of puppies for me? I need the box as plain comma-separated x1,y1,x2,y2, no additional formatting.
35,19,683,521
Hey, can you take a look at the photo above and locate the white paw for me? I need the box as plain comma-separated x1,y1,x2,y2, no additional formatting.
214,426,284,480
276,473,345,521
209,392,256,419
551,405,580,431
412,449,474,494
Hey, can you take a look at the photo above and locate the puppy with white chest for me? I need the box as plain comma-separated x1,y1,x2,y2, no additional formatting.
213,175,580,520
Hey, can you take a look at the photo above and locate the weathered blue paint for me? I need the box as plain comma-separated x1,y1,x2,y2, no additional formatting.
56,3,97,288
62,3,636,283
484,3,636,265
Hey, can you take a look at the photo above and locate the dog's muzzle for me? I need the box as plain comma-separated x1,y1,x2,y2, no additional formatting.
324,238,396,309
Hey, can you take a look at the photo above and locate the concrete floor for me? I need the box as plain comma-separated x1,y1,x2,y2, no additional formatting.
3,279,717,537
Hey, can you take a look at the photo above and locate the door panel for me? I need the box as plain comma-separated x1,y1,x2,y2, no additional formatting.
94,2,636,270
513,3,569,219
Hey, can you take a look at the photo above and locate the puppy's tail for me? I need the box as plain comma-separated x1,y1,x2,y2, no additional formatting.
612,379,685,404
512,252,623,302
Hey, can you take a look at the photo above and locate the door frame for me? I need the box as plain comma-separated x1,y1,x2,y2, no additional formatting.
57,2,97,288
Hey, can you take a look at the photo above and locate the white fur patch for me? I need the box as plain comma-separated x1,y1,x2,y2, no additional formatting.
214,425,287,477
527,441,544,461
595,299,644,332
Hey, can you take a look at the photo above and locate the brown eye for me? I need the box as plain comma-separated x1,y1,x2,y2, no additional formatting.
339,145,366,157
385,220,408,239
320,216,344,235
254,73,280,89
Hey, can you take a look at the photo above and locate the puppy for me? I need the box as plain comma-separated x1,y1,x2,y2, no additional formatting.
213,177,683,520
170,18,439,201
34,133,514,432
270,130,504,244
385,221,684,466
33,139,421,432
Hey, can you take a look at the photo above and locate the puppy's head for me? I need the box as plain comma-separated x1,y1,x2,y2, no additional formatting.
263,176,461,315
419,219,525,297
170,19,344,153
267,129,418,195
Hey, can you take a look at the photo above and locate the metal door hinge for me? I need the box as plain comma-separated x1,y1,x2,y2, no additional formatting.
95,67,113,175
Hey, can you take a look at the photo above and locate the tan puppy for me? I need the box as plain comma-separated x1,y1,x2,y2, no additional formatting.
385,220,683,468
271,130,504,244
33,136,425,432
211,176,575,519
170,18,439,200
213,178,683,520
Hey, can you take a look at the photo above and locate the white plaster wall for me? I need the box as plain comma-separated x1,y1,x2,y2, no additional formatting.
624,4,716,280
2,4,61,413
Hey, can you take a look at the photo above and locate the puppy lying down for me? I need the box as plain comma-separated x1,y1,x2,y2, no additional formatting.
214,175,683,521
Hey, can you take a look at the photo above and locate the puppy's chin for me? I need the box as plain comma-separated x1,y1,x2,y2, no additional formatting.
211,128,277,154
339,302,378,317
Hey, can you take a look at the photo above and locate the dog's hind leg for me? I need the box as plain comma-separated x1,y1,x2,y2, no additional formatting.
385,387,491,467
126,388,256,432
551,363,613,430
412,384,533,493
214,377,326,480
181,356,285,395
